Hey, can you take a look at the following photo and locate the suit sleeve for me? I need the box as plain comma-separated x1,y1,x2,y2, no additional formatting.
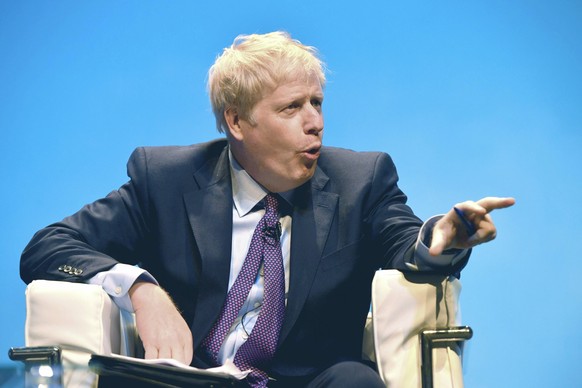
20,148,154,284
365,152,469,275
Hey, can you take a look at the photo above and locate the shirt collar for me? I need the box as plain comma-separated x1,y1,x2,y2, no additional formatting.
228,148,298,217
228,149,269,217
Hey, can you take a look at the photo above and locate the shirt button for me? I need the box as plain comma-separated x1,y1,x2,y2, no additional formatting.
254,302,261,308
114,286,122,295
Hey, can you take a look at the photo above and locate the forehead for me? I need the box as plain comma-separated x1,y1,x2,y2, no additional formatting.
263,74,324,103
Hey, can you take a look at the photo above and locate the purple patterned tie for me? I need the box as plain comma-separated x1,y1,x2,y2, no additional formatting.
201,194,285,387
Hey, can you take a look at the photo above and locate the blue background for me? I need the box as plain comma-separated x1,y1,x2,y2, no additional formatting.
1,1,581,386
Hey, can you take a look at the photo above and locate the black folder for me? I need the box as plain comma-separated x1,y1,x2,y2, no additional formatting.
89,354,240,387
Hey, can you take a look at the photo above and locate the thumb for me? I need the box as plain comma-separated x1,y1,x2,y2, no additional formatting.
429,227,448,256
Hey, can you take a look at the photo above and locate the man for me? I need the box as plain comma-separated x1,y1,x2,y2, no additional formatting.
21,31,514,387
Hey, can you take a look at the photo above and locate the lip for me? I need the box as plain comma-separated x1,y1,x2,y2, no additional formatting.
301,144,321,161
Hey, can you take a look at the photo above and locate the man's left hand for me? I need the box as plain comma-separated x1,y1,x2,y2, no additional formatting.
429,197,516,256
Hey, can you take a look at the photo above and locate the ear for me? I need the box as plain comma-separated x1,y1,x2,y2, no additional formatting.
224,108,244,141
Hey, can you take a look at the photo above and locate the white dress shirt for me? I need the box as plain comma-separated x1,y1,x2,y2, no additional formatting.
216,151,292,363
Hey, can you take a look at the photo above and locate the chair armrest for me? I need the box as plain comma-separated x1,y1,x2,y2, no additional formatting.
364,269,470,388
25,280,121,354
21,280,139,387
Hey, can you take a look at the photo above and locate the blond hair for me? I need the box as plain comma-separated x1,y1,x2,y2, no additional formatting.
208,31,326,133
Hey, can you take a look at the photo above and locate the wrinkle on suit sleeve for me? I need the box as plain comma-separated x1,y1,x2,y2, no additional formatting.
363,152,424,270
363,152,470,275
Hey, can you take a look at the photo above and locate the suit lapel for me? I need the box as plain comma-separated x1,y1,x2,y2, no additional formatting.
182,147,234,347
279,167,338,345
182,149,339,349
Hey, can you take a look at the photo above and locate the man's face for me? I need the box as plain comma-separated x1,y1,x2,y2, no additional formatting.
229,75,324,193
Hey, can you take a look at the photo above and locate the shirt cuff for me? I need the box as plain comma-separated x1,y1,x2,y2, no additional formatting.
405,215,468,271
88,263,158,312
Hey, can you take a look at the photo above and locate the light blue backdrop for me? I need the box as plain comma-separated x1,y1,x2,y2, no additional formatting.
1,1,581,386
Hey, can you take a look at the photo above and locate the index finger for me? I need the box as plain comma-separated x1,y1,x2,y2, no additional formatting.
476,197,516,213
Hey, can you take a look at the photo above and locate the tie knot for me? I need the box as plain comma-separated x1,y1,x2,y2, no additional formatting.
264,194,279,215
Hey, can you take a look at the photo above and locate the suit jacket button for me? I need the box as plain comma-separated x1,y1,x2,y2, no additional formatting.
74,268,83,275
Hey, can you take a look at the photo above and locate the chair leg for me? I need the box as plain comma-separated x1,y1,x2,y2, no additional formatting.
9,346,64,387
420,326,473,388
119,309,143,358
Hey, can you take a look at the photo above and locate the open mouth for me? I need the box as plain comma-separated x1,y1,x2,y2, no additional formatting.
302,146,321,161
306,143,321,154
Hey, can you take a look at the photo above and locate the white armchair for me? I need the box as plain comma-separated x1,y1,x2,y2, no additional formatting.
10,280,140,387
363,270,471,388
10,270,471,387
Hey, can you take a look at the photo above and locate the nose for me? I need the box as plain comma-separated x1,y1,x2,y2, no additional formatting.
303,104,324,135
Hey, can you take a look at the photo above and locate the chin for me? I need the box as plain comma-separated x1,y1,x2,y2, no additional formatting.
293,169,317,187
272,175,310,193
270,164,317,193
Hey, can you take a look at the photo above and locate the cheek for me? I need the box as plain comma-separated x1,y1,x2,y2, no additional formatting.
267,138,298,160
248,124,301,164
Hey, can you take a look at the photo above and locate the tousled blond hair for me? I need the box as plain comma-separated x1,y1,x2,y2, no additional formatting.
208,31,326,133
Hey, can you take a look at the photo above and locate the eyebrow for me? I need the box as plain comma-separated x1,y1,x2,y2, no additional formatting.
279,91,324,104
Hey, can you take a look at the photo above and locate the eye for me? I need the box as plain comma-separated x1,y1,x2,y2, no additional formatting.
285,102,301,111
311,98,323,110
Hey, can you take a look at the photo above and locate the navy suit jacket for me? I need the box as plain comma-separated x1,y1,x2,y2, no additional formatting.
21,138,467,378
